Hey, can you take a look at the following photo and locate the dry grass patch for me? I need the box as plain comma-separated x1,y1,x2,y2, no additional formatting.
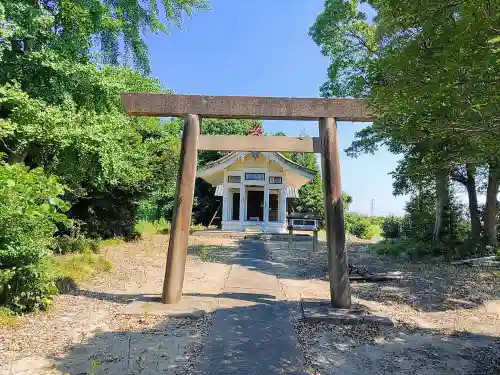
0,307,20,328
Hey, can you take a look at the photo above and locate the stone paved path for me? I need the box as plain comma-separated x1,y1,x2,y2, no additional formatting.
196,241,306,375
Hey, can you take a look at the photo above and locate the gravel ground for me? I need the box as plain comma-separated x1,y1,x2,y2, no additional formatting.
1,235,498,375
265,238,500,375
0,235,235,375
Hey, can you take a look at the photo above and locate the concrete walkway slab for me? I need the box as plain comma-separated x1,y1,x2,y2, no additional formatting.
196,241,306,374
120,294,217,317
224,269,280,290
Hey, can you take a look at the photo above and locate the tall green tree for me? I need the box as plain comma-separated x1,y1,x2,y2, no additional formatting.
309,0,376,98
312,0,500,248
1,0,207,74
1,0,207,237
0,0,206,311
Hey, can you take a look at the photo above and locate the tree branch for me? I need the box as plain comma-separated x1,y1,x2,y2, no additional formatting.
345,31,377,55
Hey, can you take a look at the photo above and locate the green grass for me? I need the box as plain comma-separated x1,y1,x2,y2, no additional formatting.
0,307,20,328
135,220,158,238
48,252,112,292
135,218,171,239
101,237,125,247
189,224,206,234
54,235,101,255
367,224,383,239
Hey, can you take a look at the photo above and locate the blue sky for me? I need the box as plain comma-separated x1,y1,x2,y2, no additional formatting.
146,0,408,216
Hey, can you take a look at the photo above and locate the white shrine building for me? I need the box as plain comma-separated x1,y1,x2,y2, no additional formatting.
197,151,315,233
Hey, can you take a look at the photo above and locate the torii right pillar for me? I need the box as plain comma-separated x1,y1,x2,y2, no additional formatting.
319,117,351,308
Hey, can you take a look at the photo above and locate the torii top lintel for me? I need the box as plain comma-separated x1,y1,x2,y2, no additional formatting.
120,93,375,122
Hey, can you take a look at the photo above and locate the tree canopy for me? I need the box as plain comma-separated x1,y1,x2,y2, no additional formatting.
312,0,500,251
0,0,210,237
0,0,208,311
1,0,208,74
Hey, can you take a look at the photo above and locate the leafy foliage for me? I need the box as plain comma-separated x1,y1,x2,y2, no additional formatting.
0,0,207,312
1,27,183,237
345,212,381,239
1,64,183,236
1,0,208,75
274,131,353,221
376,190,476,259
312,0,500,252
309,0,376,97
1,0,203,238
0,163,67,311
381,215,403,239
54,235,101,255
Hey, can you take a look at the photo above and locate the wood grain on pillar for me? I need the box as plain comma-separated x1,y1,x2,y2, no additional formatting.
319,117,351,309
162,114,200,304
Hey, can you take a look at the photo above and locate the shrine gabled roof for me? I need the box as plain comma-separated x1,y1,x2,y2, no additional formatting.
198,151,316,176
199,152,242,170
271,152,316,176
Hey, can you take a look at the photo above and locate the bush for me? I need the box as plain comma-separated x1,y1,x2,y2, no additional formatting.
69,187,142,240
345,213,381,239
0,163,69,312
373,238,446,260
373,239,410,257
365,224,382,239
351,217,372,238
382,215,404,239
3,263,59,311
54,235,101,254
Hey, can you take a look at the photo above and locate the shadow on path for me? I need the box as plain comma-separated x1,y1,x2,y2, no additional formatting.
50,301,500,374
49,239,500,375
187,238,500,313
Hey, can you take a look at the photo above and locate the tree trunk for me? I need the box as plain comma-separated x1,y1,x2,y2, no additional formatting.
484,164,499,247
465,165,482,240
433,169,449,243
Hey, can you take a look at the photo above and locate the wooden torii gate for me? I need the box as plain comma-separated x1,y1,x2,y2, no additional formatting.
121,93,374,309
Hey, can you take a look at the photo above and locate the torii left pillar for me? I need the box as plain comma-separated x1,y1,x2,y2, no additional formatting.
162,114,200,303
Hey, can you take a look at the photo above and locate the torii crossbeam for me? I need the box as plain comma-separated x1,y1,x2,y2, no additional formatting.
121,93,374,309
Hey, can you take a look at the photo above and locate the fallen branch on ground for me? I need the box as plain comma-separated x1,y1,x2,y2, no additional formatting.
349,272,403,282
470,261,500,267
348,263,404,282
451,256,497,265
